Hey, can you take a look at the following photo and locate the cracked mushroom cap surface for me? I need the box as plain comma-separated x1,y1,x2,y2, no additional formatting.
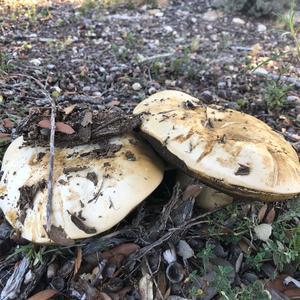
0,135,163,244
133,90,300,201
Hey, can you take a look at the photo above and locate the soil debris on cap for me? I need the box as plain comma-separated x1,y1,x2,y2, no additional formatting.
67,211,97,234
86,172,98,186
18,104,141,148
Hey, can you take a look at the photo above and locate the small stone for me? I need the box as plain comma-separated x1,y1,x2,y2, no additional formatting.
200,90,213,102
148,9,163,17
202,9,222,22
29,33,37,38
47,64,55,70
218,81,226,89
210,34,219,42
296,114,300,123
164,25,173,33
254,223,272,242
148,87,156,94
232,17,245,25
82,86,91,92
257,24,267,32
242,272,258,284
93,91,102,97
206,24,213,30
132,82,142,91
24,270,33,284
287,95,300,105
30,58,42,66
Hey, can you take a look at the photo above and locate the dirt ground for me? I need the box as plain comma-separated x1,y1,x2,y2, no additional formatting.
0,0,300,299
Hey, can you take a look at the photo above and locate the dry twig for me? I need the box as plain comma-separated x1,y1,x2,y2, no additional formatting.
9,74,56,232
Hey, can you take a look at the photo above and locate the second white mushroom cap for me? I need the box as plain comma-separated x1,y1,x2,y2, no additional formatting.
133,90,300,201
0,135,164,243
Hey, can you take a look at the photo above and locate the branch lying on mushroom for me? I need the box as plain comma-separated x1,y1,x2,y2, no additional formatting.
17,104,141,147
133,90,300,201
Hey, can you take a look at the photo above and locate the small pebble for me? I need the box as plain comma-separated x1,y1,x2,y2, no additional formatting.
164,25,173,33
132,82,142,91
201,90,213,102
148,87,156,94
218,81,226,89
202,9,222,22
242,272,258,284
47,64,55,70
257,24,267,32
287,95,300,105
232,17,245,25
210,34,219,42
92,91,102,97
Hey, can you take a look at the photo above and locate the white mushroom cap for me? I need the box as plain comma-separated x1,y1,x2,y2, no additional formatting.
133,90,300,201
0,135,163,243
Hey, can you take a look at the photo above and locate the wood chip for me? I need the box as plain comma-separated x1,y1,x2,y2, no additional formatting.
74,247,82,275
63,104,76,115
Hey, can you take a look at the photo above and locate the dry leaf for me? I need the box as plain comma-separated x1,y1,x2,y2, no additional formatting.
108,100,120,106
0,133,10,142
102,243,140,259
55,122,75,135
81,111,93,127
99,292,113,300
27,289,59,300
257,204,268,223
157,271,167,296
101,243,140,267
38,119,51,129
74,247,82,275
2,118,14,128
63,104,76,115
266,275,289,292
239,240,252,255
38,120,75,135
139,274,153,300
266,207,276,224
284,288,300,298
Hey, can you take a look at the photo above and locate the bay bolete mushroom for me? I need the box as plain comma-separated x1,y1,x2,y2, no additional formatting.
0,135,163,243
133,90,300,201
